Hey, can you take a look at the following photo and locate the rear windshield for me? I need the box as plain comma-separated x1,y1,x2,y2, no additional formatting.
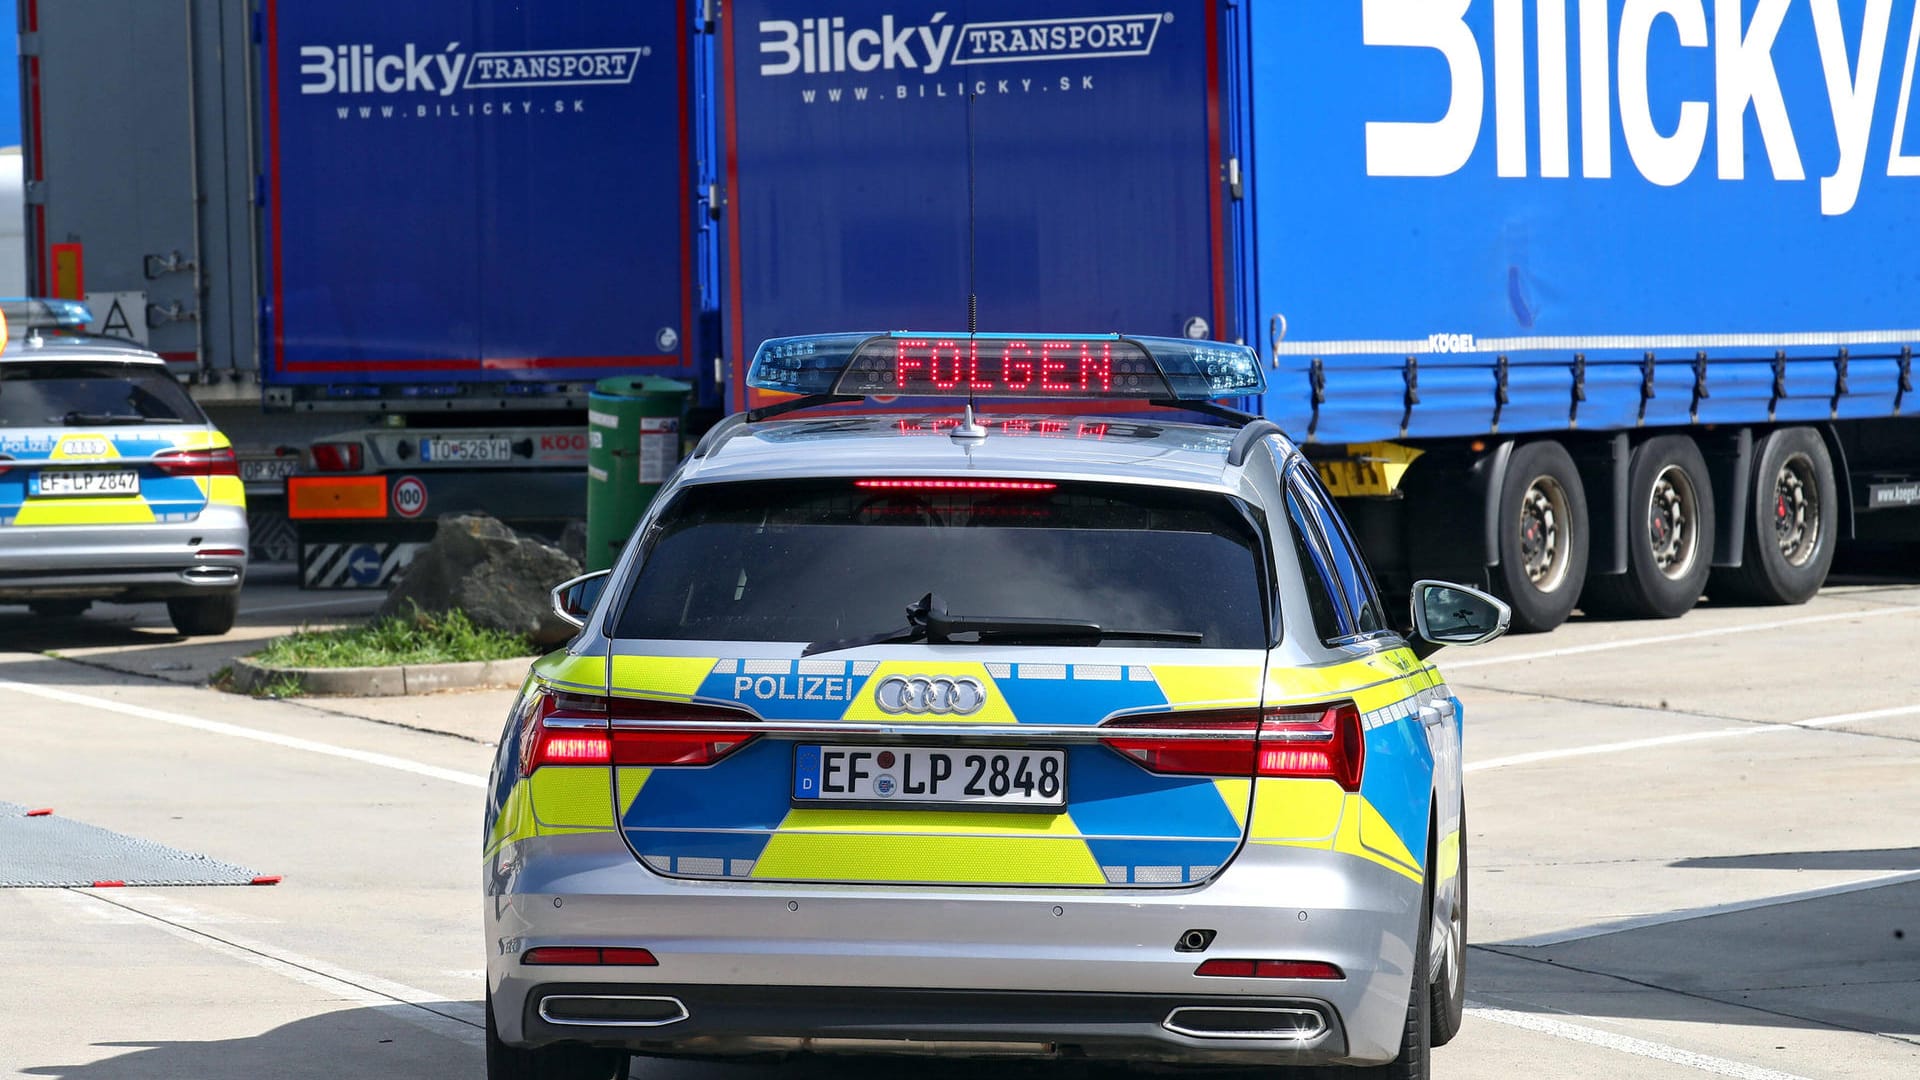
0,362,204,428
613,479,1270,649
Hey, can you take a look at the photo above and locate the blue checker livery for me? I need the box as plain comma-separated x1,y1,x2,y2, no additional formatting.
482,329,1510,1077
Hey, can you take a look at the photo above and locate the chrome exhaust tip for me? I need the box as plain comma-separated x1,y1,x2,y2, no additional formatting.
1163,1006,1329,1041
537,994,688,1028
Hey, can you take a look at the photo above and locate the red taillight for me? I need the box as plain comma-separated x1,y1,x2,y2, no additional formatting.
519,690,759,776
309,441,363,472
521,946,657,966
1195,958,1345,980
196,548,247,558
152,447,239,477
1100,702,1364,791
0,454,11,476
854,478,1057,492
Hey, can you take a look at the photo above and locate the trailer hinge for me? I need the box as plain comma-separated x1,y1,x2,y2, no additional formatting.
147,301,200,328
706,183,723,221
1897,346,1913,415
1227,157,1243,200
1637,351,1656,424
17,32,40,58
1768,349,1788,421
1268,313,1288,369
1689,350,1710,422
1829,347,1849,419
1490,355,1509,434
703,0,720,32
1306,357,1325,440
145,250,198,280
1398,355,1420,438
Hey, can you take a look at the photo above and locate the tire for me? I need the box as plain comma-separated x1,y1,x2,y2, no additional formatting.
1581,436,1716,619
1709,427,1837,605
29,599,91,618
1356,827,1434,1079
166,591,240,636
486,990,630,1080
1428,821,1467,1047
1491,441,1590,633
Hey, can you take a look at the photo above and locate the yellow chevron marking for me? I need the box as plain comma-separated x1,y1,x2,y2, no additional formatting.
14,497,155,526
616,767,652,818
529,766,617,829
609,655,717,699
1248,777,1346,842
838,660,1013,723
205,475,247,508
1214,778,1252,830
750,830,1106,885
1150,664,1263,710
776,807,1082,836
1346,795,1423,882
537,653,609,691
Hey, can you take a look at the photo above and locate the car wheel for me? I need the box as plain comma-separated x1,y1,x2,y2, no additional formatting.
29,599,91,618
1429,822,1466,1047
1709,427,1837,605
1353,828,1434,1079
166,591,240,636
1491,441,1590,633
486,990,630,1080
1581,436,1716,619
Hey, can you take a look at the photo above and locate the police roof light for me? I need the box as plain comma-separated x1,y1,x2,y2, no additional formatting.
0,298,94,333
747,332,1267,402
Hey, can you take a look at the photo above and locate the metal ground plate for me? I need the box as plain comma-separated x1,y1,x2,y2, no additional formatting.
0,802,265,887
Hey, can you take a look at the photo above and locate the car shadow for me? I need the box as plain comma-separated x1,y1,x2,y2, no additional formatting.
1670,847,1920,872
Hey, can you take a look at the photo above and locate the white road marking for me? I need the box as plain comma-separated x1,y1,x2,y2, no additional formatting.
1466,1003,1816,1080
0,677,488,788
1466,704,1920,774
1497,870,1920,948
1446,604,1918,670
51,889,483,1046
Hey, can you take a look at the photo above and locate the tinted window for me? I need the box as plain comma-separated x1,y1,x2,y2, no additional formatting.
1286,491,1348,643
0,362,203,428
1289,468,1387,638
614,480,1269,649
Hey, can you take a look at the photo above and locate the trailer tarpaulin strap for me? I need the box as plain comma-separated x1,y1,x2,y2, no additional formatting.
1898,347,1913,415
1831,348,1850,419
1638,352,1657,425
1569,354,1587,428
1491,355,1509,434
1399,356,1419,438
1690,352,1711,422
1770,350,1790,421
1307,358,1325,440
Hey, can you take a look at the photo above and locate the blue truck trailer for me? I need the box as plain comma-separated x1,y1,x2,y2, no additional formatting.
715,0,1920,630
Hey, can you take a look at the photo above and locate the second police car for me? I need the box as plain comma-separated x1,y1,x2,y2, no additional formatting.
483,332,1509,1079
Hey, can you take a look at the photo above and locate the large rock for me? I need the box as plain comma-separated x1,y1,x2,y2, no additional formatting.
379,514,583,647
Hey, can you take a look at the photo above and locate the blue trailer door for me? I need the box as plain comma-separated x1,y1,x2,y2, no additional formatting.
260,2,694,390
721,2,1229,411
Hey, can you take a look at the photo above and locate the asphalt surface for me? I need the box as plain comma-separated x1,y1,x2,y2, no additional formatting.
3,574,1918,1079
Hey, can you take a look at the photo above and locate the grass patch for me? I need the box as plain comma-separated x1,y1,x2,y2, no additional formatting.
251,607,534,669
252,673,307,699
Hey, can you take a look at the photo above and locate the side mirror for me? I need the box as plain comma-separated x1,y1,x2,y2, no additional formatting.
1409,580,1511,657
550,570,612,630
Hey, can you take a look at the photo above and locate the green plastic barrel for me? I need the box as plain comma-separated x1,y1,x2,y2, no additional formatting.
586,376,692,571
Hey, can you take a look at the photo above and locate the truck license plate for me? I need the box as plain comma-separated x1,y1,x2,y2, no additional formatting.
34,470,139,496
421,437,513,463
793,745,1066,808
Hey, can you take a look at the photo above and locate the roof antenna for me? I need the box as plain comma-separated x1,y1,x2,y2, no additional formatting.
952,90,986,444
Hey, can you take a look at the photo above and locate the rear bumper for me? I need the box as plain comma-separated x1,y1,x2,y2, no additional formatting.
517,983,1346,1066
0,506,248,600
484,832,1422,1066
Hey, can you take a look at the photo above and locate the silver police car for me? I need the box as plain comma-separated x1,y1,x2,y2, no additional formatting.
0,323,247,634
484,333,1507,1079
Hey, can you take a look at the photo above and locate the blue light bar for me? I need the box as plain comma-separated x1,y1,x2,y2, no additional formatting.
0,297,95,332
747,332,1266,401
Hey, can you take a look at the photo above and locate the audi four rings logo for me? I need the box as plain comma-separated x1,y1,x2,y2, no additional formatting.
874,675,986,715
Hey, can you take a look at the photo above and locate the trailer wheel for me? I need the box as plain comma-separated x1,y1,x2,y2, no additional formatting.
1582,436,1716,619
1492,441,1590,633
1710,428,1837,605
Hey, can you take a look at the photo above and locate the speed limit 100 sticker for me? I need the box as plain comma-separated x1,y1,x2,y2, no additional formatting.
392,475,428,518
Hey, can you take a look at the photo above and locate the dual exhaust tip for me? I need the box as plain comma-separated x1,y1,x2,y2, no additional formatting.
539,995,1328,1044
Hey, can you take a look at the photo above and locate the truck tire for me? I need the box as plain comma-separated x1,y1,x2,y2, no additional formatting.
1491,441,1590,633
166,591,240,636
1709,428,1837,605
1581,436,1716,619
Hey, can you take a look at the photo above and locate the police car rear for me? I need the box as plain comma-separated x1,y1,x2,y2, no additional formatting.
0,321,247,634
484,334,1505,1079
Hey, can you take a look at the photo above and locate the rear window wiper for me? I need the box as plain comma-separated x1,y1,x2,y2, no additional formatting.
56,411,165,425
802,592,1203,656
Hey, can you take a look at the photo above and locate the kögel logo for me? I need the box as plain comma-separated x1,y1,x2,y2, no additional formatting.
299,42,644,96
759,12,1167,76
875,675,987,716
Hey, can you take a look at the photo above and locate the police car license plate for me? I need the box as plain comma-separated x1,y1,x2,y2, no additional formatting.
793,745,1066,809
421,437,512,463
34,470,139,496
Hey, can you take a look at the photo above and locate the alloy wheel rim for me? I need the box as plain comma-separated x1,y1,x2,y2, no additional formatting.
1773,452,1820,567
1647,465,1699,580
1518,476,1571,593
